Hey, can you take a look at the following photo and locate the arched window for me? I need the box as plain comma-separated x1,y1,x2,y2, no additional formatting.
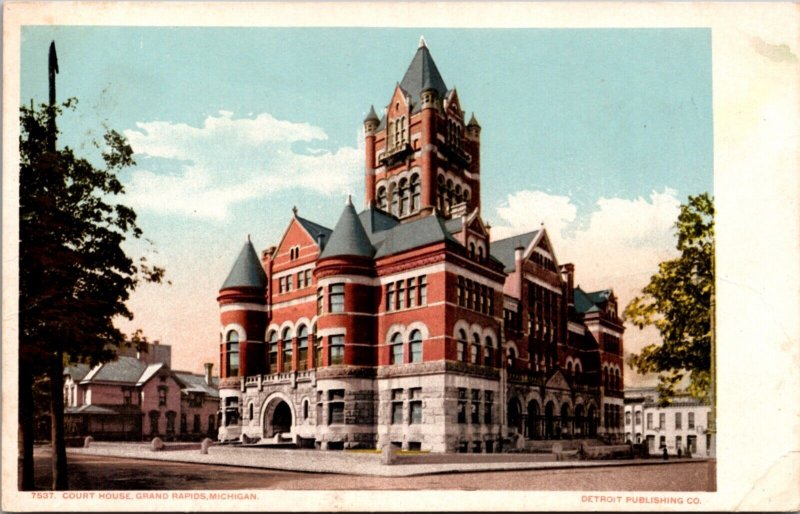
468,242,475,258
507,347,517,370
390,332,404,364
389,183,399,216
377,186,387,210
303,399,310,420
410,174,421,212
281,328,293,372
446,179,454,212
297,325,308,371
463,189,470,203
225,330,239,377
409,330,423,363
484,336,494,366
437,175,445,210
471,333,480,364
455,184,463,205
248,403,254,420
567,361,573,376
457,329,467,362
398,178,409,216
313,325,322,368
267,330,278,374
478,246,484,261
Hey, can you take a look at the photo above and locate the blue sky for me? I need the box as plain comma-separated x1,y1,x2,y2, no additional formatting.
20,27,712,374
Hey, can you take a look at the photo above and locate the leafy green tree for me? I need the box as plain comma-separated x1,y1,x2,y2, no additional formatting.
19,99,165,490
624,193,714,404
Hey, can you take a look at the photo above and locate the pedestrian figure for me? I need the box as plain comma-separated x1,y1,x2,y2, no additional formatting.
662,445,668,461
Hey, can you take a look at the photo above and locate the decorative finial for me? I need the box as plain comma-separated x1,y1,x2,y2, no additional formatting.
346,194,353,206
247,233,251,242
292,205,298,216
540,221,545,228
419,35,427,49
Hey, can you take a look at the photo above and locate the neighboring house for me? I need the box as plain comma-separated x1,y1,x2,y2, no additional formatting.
215,39,625,452
64,342,219,441
624,387,712,457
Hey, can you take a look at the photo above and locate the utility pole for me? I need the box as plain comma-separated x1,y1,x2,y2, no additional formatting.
47,41,58,152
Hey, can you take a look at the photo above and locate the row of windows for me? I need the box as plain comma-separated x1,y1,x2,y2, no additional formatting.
389,330,424,364
386,115,408,150
456,277,494,315
377,174,420,217
603,367,622,391
317,283,345,315
385,275,427,311
603,404,623,430
457,388,494,425
390,388,423,425
277,269,313,294
531,251,557,272
445,119,463,149
436,174,471,214
626,411,699,430
455,329,496,366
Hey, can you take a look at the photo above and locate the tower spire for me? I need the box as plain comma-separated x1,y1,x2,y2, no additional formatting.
418,35,427,49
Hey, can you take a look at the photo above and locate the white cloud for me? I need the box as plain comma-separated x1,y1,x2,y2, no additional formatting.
123,111,362,220
491,188,683,383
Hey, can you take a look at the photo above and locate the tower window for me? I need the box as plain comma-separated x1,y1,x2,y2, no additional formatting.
281,328,293,372
409,330,423,363
225,330,239,376
410,174,420,212
377,186,387,210
329,335,345,366
329,283,345,313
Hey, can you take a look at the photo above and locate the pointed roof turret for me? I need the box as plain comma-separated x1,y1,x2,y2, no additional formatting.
467,113,480,128
399,38,448,110
319,196,375,259
220,237,267,290
364,105,379,124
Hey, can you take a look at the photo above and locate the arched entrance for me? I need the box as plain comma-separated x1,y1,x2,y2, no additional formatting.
527,400,541,440
574,404,585,437
507,398,522,433
560,403,571,439
587,405,597,437
262,397,294,438
544,401,555,439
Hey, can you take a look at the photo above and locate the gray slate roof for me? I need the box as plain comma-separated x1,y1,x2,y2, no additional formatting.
490,230,540,272
399,43,448,113
374,214,459,258
65,405,117,415
319,201,375,259
358,205,400,247
296,216,332,245
574,286,601,314
173,372,220,398
81,356,148,384
64,363,91,381
221,239,267,290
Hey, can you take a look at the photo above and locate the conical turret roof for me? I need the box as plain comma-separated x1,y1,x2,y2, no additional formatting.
221,238,267,290
319,197,375,259
364,105,379,124
399,38,448,107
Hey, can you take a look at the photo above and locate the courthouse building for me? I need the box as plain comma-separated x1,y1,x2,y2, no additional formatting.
216,39,625,452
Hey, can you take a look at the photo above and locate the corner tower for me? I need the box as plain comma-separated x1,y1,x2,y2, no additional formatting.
364,37,482,221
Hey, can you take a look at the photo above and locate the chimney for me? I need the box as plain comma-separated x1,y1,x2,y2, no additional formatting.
561,263,575,307
204,363,214,386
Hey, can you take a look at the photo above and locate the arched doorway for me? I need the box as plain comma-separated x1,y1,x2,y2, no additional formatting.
263,398,294,438
527,400,541,440
587,405,597,437
544,401,555,439
507,398,522,433
574,404,585,438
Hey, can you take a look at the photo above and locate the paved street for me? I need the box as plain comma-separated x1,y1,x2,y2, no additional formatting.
33,449,715,491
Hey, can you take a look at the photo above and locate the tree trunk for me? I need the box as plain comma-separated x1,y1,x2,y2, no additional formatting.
49,351,68,490
18,358,35,490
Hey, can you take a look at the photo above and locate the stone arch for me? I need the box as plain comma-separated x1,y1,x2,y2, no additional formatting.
453,319,471,338
222,323,246,342
527,398,541,440
260,392,297,439
507,396,523,433
404,321,430,341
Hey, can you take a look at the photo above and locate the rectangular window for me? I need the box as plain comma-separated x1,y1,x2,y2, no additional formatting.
419,276,427,305
688,412,695,429
659,435,666,448
329,335,344,365
484,390,493,425
457,388,467,424
226,342,239,376
466,280,473,310
659,413,665,429
268,343,278,374
193,414,201,433
407,278,417,308
457,277,464,306
278,277,285,294
329,283,344,313
286,275,292,292
158,387,167,407
397,280,405,310
297,271,304,289
328,389,345,425
386,283,395,311
635,411,642,425
316,288,324,315
391,389,403,424
471,389,481,424
410,390,422,425
646,412,653,429
314,337,323,367
123,388,132,405
675,412,682,430
625,411,631,426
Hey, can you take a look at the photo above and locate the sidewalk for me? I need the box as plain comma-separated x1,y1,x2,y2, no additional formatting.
69,443,708,477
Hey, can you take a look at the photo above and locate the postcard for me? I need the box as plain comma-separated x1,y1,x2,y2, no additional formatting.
2,2,799,512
